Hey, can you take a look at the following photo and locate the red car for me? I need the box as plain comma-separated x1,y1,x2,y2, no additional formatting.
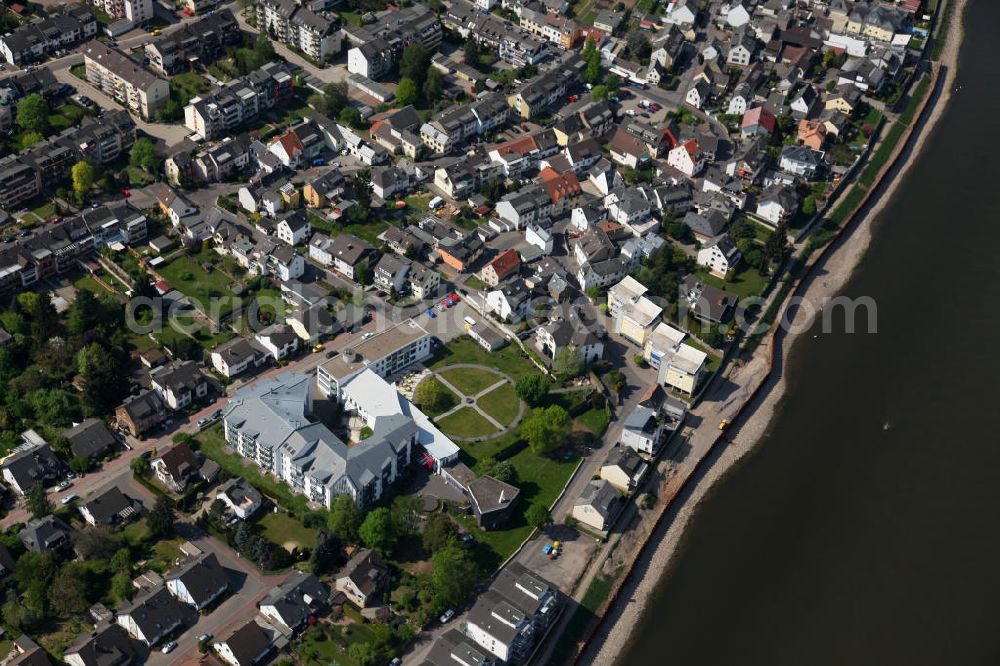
448,292,460,303
121,188,131,197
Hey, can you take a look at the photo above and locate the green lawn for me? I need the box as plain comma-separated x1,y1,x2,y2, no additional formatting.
158,254,242,310
196,424,312,515
464,275,487,291
438,367,503,396
296,622,380,666
73,274,113,297
170,71,211,105
458,447,579,570
576,406,610,436
47,103,84,131
258,511,316,551
695,264,769,300
309,213,390,246
428,337,540,383
476,382,520,427
436,407,499,438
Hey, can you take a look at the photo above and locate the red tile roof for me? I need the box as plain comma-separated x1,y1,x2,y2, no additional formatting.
540,167,582,204
484,249,521,280
741,106,776,133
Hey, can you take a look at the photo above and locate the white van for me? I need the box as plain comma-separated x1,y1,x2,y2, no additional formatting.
428,196,444,209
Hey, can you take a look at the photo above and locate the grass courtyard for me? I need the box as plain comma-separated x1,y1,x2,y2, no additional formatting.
428,337,540,382
438,367,504,396
435,407,498,438
476,382,520,427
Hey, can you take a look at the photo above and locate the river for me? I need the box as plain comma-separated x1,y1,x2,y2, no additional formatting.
617,3,1000,665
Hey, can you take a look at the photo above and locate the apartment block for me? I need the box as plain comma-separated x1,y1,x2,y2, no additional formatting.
0,5,97,65
0,110,135,211
256,0,340,61
144,9,242,75
82,41,169,120
184,61,293,140
345,5,441,80
88,0,154,25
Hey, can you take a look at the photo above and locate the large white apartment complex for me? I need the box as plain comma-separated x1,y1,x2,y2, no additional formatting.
0,5,97,65
82,41,169,120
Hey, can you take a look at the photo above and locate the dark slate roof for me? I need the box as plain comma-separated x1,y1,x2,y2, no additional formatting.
219,620,272,666
81,487,142,526
18,515,71,552
165,552,227,607
64,622,138,666
63,418,117,460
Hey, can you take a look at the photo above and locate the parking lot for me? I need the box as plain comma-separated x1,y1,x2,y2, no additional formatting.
518,524,601,594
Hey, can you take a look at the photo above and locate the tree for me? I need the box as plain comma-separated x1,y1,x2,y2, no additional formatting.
359,507,397,555
110,547,132,574
399,43,430,87
72,161,96,203
582,38,603,85
391,495,422,536
591,84,610,101
396,77,419,107
148,495,176,537
328,494,363,543
432,543,479,608
422,66,443,102
473,456,516,483
521,405,570,455
310,530,340,573
553,346,584,379
14,551,57,593
525,504,552,529
129,137,161,173
26,484,52,519
16,94,49,133
49,562,89,617
18,130,43,150
68,455,90,475
338,106,362,128
463,36,481,67
77,342,127,416
352,169,373,210
73,526,120,560
414,377,450,412
515,374,550,405
422,513,458,552
764,222,788,264
348,642,378,666
130,456,150,476
606,369,626,394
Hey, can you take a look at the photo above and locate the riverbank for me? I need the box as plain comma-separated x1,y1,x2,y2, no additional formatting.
584,2,969,662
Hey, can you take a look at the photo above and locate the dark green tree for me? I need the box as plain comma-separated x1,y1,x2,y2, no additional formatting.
514,374,550,405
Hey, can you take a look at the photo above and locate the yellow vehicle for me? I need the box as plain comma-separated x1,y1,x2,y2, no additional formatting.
313,343,324,353
149,28,161,36
718,418,729,431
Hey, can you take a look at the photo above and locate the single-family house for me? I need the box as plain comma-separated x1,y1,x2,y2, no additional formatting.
572,479,623,531
696,234,740,277
335,549,388,608
165,552,228,610
600,446,649,491
152,442,200,492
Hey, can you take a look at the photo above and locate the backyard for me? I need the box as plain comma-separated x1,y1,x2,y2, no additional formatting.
258,511,316,552
428,337,540,383
157,253,243,312
437,367,504,396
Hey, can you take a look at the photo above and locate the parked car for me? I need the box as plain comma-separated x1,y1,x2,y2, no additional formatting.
160,641,176,654
439,609,455,624
61,494,78,505
197,633,212,642
56,480,71,491
426,308,437,318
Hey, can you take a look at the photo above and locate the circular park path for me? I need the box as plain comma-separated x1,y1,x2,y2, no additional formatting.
426,364,526,442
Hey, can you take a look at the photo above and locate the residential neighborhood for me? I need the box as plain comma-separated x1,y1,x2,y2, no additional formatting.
0,0,941,661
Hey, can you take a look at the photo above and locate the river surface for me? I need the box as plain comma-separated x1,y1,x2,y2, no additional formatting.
618,4,1000,665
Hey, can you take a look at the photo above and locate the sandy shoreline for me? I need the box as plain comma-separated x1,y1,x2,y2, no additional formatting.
585,4,969,663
